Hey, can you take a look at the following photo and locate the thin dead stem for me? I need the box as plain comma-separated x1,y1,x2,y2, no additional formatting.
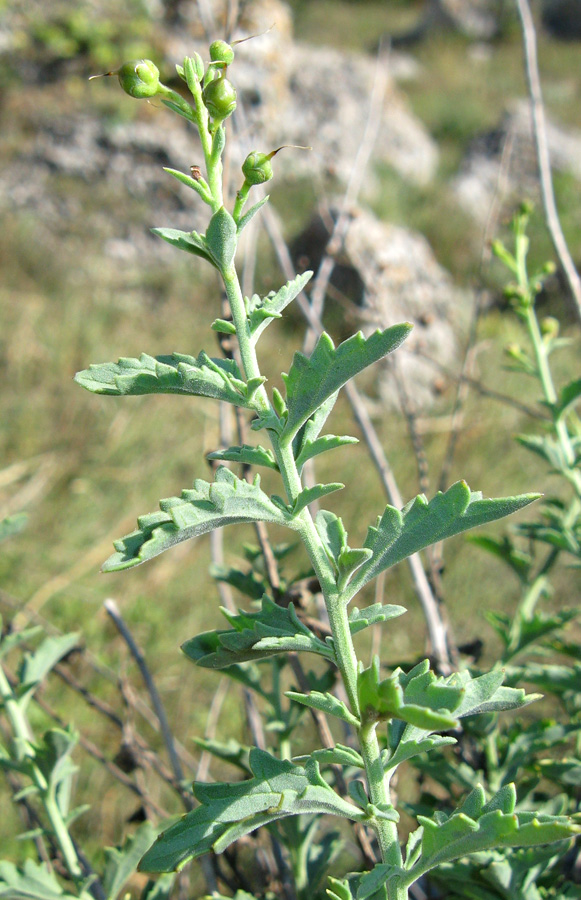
515,0,581,320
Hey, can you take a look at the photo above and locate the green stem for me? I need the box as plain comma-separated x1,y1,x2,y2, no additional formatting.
233,181,251,223
220,258,400,865
0,666,84,885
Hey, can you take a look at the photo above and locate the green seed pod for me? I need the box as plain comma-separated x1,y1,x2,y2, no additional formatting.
209,40,235,67
242,151,273,185
202,76,237,120
117,59,160,99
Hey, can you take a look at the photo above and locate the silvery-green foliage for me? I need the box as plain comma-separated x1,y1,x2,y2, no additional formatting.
1,44,578,900
70,49,578,899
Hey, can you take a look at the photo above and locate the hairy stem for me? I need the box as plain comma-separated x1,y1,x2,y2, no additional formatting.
220,257,398,864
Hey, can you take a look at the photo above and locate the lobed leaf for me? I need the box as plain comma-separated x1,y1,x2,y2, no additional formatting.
347,481,540,600
138,748,364,872
358,786,580,897
75,352,262,408
102,467,295,572
282,324,412,440
387,665,537,766
247,272,313,343
181,596,334,668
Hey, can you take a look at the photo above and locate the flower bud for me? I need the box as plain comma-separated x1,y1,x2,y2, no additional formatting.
242,151,273,185
209,40,235,67
540,316,559,340
202,76,237,121
117,59,161,99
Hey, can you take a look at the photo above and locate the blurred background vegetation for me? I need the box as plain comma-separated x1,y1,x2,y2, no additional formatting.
0,0,580,874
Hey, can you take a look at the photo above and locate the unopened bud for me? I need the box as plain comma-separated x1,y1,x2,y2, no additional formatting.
202,76,237,120
540,316,559,340
241,145,310,186
209,40,235,67
242,151,273,185
117,59,160,99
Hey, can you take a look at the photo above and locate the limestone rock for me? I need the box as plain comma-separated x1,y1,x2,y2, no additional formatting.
452,99,581,224
293,205,464,409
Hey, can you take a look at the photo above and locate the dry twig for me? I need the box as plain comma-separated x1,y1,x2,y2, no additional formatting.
515,0,581,320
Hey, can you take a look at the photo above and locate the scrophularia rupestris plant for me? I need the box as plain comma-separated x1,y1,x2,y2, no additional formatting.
75,43,580,900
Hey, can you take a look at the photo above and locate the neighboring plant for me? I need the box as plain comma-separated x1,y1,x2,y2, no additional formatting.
1,46,580,900
418,207,581,899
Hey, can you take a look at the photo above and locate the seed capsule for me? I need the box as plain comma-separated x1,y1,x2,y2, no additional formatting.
117,59,161,99
209,40,235,67
242,151,273,185
202,76,237,120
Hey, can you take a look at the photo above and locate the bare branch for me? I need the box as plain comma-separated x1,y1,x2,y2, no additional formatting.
515,0,581,321
104,599,189,800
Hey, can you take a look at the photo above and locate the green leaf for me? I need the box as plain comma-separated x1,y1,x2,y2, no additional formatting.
206,444,278,471
160,98,195,123
286,690,360,728
237,196,269,234
348,603,407,636
337,547,373,591
347,482,540,600
103,823,159,900
151,227,215,265
138,748,364,872
358,658,461,731
181,596,334,668
468,535,532,583
102,467,294,572
361,789,580,897
382,735,457,771
296,434,358,471
316,509,348,563
19,634,79,709
0,860,79,900
411,802,580,878
205,206,237,270
211,318,237,334
210,564,265,600
386,666,536,770
282,325,411,440
293,744,364,769
247,272,313,343
556,377,581,418
75,352,261,408
163,167,211,200
33,727,78,816
515,434,569,473
193,737,252,773
292,483,344,516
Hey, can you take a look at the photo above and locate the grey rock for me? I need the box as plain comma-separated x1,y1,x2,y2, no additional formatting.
293,205,465,409
452,99,581,224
